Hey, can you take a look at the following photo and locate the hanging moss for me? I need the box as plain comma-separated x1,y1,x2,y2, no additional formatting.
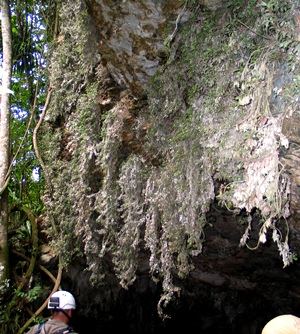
40,0,300,317
131,0,298,310
41,0,101,265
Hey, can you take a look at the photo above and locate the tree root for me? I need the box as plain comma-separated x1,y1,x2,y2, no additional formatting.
7,204,63,334
7,205,38,314
17,257,62,334
11,249,59,285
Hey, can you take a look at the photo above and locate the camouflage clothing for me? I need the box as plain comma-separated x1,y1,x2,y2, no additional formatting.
26,319,78,334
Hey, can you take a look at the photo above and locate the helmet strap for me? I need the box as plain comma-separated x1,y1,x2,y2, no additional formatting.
55,308,72,321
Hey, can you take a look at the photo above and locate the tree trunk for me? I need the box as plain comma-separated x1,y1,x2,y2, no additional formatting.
0,0,12,282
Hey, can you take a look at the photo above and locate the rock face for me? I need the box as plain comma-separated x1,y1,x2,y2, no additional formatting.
85,0,191,95
41,0,300,333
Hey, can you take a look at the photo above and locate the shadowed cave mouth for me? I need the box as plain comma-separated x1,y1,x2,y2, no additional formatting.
71,279,287,334
64,205,300,334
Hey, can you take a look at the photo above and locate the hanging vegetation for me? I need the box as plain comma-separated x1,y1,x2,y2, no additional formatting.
37,0,300,318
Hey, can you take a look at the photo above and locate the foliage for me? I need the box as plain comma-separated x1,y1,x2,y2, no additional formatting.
0,0,56,332
8,0,49,211
0,279,13,334
0,279,44,333
260,0,300,51
14,285,43,302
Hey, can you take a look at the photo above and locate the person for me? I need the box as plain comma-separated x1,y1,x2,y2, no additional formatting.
26,290,78,334
262,314,300,334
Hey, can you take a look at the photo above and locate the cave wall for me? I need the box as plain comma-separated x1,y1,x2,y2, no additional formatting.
39,0,300,333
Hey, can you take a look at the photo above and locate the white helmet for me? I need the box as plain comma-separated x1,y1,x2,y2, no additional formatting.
48,290,76,310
